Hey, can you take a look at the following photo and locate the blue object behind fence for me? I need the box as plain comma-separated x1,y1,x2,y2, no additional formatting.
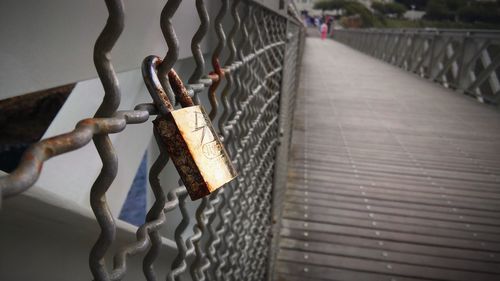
119,151,147,226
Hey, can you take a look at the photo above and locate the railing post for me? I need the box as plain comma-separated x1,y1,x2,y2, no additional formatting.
267,17,304,281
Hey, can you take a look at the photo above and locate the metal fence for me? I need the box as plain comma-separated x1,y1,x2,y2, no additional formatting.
333,28,500,105
0,0,305,280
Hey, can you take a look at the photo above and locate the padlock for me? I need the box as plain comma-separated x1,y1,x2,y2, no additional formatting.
142,55,237,200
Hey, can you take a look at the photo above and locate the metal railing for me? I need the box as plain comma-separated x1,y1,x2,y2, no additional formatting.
0,0,305,280
333,28,500,104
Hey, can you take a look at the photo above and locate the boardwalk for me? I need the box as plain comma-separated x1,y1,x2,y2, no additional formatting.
275,38,500,281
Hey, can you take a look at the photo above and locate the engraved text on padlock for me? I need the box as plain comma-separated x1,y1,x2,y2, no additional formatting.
153,105,237,200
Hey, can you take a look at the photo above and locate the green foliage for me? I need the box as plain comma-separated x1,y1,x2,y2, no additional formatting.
315,0,500,29
372,2,386,13
424,0,500,23
444,0,466,12
458,2,500,24
372,2,408,18
313,0,380,27
313,0,346,10
372,2,383,10
343,1,379,27
425,0,454,21
384,18,500,30
386,2,409,16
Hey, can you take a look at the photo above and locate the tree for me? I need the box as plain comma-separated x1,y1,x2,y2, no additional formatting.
386,3,408,17
425,0,454,21
313,0,378,27
343,1,378,26
372,2,387,14
372,2,408,18
314,0,346,11
417,0,500,24
458,1,500,24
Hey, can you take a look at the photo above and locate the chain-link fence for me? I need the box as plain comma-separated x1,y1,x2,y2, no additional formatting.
333,29,500,105
0,0,305,280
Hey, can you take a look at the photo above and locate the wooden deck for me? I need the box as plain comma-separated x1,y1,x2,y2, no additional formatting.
275,38,500,281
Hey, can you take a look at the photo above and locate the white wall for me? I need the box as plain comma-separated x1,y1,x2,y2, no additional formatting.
0,0,215,100
0,0,221,216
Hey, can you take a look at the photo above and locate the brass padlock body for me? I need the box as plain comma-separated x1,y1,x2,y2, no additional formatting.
153,105,237,200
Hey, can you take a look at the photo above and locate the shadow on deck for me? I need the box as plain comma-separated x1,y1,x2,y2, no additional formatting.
275,38,500,281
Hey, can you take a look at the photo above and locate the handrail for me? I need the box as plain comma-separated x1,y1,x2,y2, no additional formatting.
333,28,500,104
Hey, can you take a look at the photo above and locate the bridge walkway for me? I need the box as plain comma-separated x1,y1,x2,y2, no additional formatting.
275,37,500,281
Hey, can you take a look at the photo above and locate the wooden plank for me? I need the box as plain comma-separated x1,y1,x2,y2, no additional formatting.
279,238,500,274
278,249,500,281
282,218,500,252
289,166,500,192
275,273,341,281
292,153,500,176
288,168,500,194
289,165,500,191
287,176,500,203
294,144,500,171
285,195,500,226
276,261,423,281
282,202,500,234
288,169,500,199
287,183,500,212
282,209,500,244
280,228,500,263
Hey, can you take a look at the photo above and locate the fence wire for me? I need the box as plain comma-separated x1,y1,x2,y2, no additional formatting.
0,0,304,280
333,29,500,105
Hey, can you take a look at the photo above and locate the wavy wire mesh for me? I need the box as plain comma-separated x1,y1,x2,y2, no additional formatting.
0,0,304,280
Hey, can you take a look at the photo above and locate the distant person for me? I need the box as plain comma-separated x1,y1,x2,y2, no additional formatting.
327,17,333,33
321,22,328,40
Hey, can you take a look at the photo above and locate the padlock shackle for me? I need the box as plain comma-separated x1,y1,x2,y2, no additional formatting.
142,55,175,116
142,55,195,116
167,70,195,108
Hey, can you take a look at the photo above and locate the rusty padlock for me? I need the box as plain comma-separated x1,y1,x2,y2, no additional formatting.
142,55,237,200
